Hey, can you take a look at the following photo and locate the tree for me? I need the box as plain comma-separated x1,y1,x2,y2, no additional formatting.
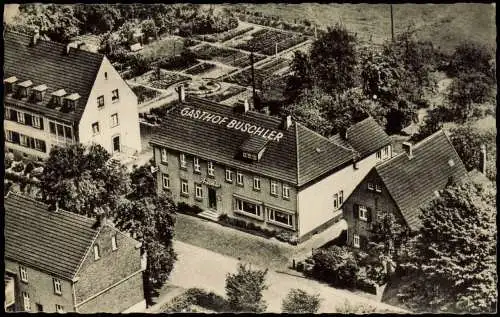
40,143,130,218
410,105,447,142
448,41,494,78
225,263,268,313
281,289,321,313
307,246,359,288
449,124,496,181
141,19,158,41
398,180,497,313
309,23,358,95
114,194,177,305
285,51,316,101
130,164,157,198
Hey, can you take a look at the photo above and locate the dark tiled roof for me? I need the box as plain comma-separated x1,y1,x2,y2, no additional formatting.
345,117,392,157
240,135,270,153
375,130,468,231
150,96,354,186
3,31,104,123
4,193,98,280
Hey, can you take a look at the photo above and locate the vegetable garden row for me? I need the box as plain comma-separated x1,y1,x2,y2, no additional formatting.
192,44,266,68
233,28,308,55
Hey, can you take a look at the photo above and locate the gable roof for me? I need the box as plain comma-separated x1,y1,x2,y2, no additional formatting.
375,130,468,231
3,31,104,123
149,96,355,187
4,192,99,280
330,116,392,158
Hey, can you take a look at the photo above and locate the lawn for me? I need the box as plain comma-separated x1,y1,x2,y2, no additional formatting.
139,36,185,60
173,213,295,271
227,3,496,53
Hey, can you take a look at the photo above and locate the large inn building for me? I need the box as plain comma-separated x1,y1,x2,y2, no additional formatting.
3,31,141,160
150,93,392,241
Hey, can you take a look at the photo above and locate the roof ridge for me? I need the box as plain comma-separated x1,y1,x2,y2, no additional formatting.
413,129,447,149
296,122,354,155
295,122,300,185
347,115,372,133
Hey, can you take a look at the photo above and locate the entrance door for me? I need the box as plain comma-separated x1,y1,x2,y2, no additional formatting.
208,188,217,210
112,136,120,153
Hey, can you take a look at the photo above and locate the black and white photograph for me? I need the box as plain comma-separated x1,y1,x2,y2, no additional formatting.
2,2,496,314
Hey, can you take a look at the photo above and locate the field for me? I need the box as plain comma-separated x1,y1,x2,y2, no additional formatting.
233,28,308,55
227,3,496,53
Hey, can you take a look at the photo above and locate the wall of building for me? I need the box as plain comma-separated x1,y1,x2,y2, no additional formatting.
79,56,141,155
4,259,74,313
342,169,405,248
153,146,298,232
76,273,144,313
4,111,74,160
297,151,380,238
74,225,144,311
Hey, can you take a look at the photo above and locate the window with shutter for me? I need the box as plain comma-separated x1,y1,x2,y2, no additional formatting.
353,204,359,219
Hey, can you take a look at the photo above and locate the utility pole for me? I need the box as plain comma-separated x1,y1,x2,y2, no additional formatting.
390,4,395,42
250,48,257,108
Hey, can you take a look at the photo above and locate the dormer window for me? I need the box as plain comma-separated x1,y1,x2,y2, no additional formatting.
32,84,48,102
52,89,67,107
4,76,18,94
64,93,81,110
17,80,33,98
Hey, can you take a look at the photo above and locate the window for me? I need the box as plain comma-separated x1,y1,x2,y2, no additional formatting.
375,184,382,192
6,130,14,142
253,176,261,191
49,120,73,142
353,234,360,248
111,235,118,251
376,150,382,160
36,304,43,312
333,190,344,209
207,161,214,176
267,208,293,227
93,244,100,260
20,266,28,282
32,115,41,129
180,153,187,169
53,278,62,295
110,113,119,127
339,190,344,205
181,180,189,195
20,134,29,147
55,304,64,313
236,171,244,186
235,198,262,218
368,182,374,191
383,145,390,158
193,157,201,173
22,292,30,311
359,205,368,221
195,183,203,199
225,168,233,182
34,139,46,153
270,181,278,196
162,173,170,189
97,95,105,108
282,184,290,199
112,89,119,102
92,122,100,136
160,148,168,164
17,111,25,124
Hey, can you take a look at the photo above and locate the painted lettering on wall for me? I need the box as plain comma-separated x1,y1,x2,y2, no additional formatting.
180,107,284,142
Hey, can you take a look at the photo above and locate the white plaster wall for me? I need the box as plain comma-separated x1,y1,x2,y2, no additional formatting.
297,152,380,237
79,57,141,155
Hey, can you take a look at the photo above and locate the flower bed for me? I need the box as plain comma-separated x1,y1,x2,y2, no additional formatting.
131,85,161,104
147,73,191,90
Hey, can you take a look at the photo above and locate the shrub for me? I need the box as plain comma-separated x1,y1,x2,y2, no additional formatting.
177,202,203,215
12,162,25,173
355,277,378,295
5,154,13,169
184,288,229,312
275,230,299,245
24,162,35,176
296,261,304,272
225,263,268,312
282,289,321,313
163,292,196,313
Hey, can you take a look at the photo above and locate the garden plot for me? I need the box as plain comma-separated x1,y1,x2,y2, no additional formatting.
223,58,289,88
205,85,248,103
192,44,266,68
133,69,191,90
184,62,217,75
232,28,308,55
130,85,163,104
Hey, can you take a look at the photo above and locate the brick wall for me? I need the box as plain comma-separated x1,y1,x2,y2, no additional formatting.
76,273,144,313
342,169,405,248
4,260,74,313
154,146,298,232
74,225,143,309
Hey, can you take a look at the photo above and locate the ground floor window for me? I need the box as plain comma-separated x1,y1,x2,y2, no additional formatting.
181,180,189,195
353,234,360,248
162,174,170,189
235,198,262,218
267,207,294,228
22,292,30,311
195,183,203,199
5,130,46,153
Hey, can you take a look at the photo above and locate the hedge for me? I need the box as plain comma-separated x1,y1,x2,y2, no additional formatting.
177,202,204,215
218,214,276,238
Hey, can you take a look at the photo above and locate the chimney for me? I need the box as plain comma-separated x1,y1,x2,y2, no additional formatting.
282,115,293,130
177,85,185,103
32,29,40,46
402,142,413,159
77,42,86,50
66,42,78,55
480,144,487,174
238,98,250,113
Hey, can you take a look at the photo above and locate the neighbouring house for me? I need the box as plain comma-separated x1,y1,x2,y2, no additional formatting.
148,89,392,242
3,30,142,161
342,130,469,249
3,192,146,313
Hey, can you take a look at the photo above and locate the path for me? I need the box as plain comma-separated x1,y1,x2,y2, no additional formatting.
169,240,408,313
